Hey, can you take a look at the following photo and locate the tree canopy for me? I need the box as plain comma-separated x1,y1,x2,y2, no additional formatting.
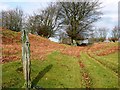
57,1,102,43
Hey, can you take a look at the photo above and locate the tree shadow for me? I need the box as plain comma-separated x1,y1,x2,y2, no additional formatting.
31,64,53,88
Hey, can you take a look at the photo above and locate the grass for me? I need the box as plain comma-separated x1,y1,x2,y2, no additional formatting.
87,48,118,74
80,52,118,88
2,51,82,88
2,61,24,88
2,30,119,88
2,50,118,88
96,52,118,73
2,47,119,88
86,42,119,74
100,52,118,65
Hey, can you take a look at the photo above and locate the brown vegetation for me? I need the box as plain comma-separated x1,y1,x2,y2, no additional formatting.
1,29,119,63
1,29,84,63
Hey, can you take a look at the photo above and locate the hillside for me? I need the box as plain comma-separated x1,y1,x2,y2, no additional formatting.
2,29,85,63
1,29,119,88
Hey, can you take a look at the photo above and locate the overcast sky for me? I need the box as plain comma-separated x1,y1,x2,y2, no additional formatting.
0,0,119,42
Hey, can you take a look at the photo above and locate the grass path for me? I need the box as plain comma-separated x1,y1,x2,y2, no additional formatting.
79,52,118,88
87,51,118,75
86,47,118,75
78,60,92,88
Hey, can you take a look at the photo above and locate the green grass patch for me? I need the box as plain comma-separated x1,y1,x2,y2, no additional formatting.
2,61,24,88
100,52,118,65
2,51,82,88
88,51,118,74
80,52,118,88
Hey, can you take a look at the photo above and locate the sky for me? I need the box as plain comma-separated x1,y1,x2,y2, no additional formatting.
0,0,119,42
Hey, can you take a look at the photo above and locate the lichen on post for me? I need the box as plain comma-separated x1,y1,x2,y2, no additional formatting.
21,29,31,89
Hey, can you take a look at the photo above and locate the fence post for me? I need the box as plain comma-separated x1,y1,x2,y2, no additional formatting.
22,29,31,89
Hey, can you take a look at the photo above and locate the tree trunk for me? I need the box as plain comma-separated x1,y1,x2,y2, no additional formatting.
22,29,31,89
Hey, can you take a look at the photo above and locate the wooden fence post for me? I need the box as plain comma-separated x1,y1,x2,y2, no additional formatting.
22,29,31,89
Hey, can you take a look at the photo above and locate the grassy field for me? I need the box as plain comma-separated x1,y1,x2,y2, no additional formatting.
2,29,119,88
80,52,118,88
87,42,119,74
2,51,82,88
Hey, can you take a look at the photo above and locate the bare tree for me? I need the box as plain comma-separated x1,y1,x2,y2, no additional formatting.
26,15,38,34
111,26,119,41
1,8,23,31
57,0,102,44
98,28,107,38
26,3,60,38
93,27,108,42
